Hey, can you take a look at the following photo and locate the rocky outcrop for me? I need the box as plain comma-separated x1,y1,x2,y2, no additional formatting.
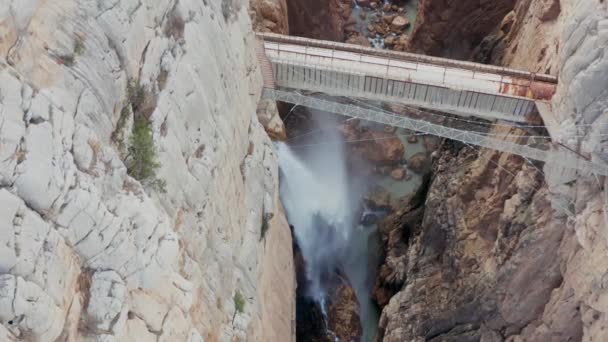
408,0,516,58
257,99,287,140
326,282,362,342
407,152,429,174
375,0,608,341
0,1,294,341
339,122,405,165
250,0,289,33
287,0,352,40
373,175,429,308
375,127,569,341
294,241,361,342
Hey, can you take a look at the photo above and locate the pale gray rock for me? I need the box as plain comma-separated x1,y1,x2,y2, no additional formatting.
0,0,295,340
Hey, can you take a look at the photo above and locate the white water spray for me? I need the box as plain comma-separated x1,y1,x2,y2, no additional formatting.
277,112,382,340
277,129,354,299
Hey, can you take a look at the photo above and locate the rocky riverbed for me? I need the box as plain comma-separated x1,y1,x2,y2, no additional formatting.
347,0,418,49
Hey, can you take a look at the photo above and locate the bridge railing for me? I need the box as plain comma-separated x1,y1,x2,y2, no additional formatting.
256,33,557,102
255,33,558,83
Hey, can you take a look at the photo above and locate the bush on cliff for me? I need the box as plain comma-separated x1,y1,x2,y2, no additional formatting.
126,117,166,193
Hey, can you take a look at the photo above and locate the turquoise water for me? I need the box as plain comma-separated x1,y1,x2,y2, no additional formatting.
353,122,429,341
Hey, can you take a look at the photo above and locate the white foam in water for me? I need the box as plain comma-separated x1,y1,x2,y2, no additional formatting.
277,136,353,298
277,113,381,340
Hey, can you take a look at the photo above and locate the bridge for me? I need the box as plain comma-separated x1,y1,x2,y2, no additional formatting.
255,33,608,176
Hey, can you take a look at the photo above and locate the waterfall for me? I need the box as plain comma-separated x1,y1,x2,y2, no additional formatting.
277,113,381,340
276,136,353,300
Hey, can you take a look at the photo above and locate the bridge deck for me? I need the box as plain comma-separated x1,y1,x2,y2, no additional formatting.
256,34,608,176
256,33,557,123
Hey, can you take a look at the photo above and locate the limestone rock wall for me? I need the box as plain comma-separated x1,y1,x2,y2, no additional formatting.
375,0,608,341
0,0,294,341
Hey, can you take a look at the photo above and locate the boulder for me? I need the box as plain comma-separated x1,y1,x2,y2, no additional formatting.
382,3,392,12
256,99,287,140
365,186,392,211
340,123,405,165
383,14,397,24
370,2,379,9
356,0,370,7
393,34,409,51
384,35,397,46
346,34,372,47
326,278,362,342
390,16,410,31
390,168,407,180
375,23,389,36
538,0,560,21
408,152,429,173
424,135,441,152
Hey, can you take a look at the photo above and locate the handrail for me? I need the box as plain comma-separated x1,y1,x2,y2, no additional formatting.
255,32,558,84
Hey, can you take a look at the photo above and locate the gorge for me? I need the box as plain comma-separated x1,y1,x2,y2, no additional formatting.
0,0,607,341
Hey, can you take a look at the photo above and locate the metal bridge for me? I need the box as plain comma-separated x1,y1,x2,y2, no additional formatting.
255,33,608,176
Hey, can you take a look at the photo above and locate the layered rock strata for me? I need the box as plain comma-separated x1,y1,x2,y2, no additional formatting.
0,0,295,341
375,0,608,341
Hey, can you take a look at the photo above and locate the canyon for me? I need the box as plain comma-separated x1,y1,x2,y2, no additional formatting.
0,0,607,341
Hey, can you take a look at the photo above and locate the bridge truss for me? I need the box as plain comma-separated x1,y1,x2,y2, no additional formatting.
262,88,608,176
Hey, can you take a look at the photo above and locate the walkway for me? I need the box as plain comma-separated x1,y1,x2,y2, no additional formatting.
255,33,608,176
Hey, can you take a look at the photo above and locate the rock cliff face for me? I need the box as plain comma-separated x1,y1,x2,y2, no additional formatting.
250,0,289,33
0,1,294,341
408,0,516,58
375,0,608,341
286,0,351,40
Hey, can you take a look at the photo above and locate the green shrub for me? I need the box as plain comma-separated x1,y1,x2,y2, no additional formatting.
74,35,86,55
233,290,245,314
260,214,270,241
126,117,166,193
60,55,75,67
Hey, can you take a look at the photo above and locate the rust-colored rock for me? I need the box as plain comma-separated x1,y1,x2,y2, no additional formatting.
326,282,362,342
374,23,388,36
390,16,410,32
538,0,560,21
390,168,406,180
408,0,516,57
346,34,372,47
407,152,428,173
365,186,393,211
287,0,351,41
374,126,580,341
250,0,289,34
339,124,405,165
383,14,397,25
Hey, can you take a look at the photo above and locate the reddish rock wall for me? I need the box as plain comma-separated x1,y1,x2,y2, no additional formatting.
408,0,516,58
286,0,351,41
